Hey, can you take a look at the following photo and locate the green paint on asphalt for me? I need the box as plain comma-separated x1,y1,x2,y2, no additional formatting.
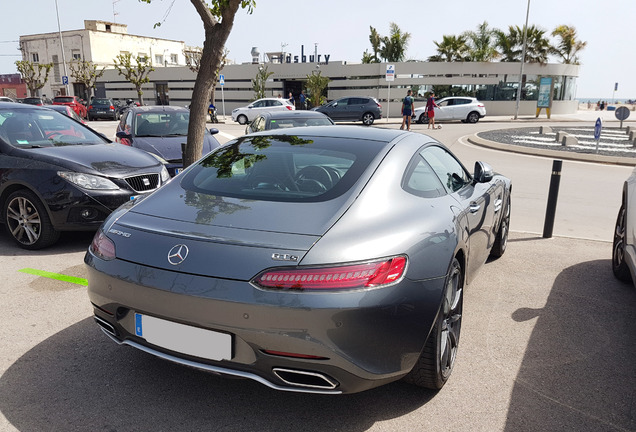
19,268,88,286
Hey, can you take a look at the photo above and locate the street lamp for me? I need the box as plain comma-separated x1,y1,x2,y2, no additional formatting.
54,0,70,95
514,0,531,120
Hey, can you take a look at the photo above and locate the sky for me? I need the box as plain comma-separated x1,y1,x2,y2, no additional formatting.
1,0,634,100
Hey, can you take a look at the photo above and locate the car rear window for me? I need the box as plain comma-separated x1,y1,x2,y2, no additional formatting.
54,97,74,103
93,99,111,105
180,134,385,202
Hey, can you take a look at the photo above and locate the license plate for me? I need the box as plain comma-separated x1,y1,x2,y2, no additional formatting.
135,313,232,360
174,168,181,175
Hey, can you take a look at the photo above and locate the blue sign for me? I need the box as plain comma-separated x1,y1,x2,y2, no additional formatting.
594,118,602,140
219,74,225,86
62,76,68,85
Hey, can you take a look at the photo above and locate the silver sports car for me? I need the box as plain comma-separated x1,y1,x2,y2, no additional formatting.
85,126,511,394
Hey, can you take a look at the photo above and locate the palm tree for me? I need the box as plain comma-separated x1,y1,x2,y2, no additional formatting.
495,25,552,64
551,25,587,64
523,25,552,64
464,21,499,62
379,22,411,62
495,28,521,62
428,35,470,62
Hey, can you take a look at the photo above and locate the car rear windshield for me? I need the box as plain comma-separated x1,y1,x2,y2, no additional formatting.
54,97,74,103
92,99,111,105
180,134,386,202
0,108,106,147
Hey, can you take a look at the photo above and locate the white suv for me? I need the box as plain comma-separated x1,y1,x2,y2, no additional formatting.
413,97,486,124
232,98,295,124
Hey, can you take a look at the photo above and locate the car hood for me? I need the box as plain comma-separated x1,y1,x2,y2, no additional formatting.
21,144,160,176
133,135,218,161
106,179,359,280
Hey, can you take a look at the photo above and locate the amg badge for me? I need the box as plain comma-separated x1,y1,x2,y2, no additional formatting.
272,253,299,262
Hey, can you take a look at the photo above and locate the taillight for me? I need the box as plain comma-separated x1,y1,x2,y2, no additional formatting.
109,105,115,110
88,105,93,109
252,256,407,291
90,230,116,260
286,106,293,110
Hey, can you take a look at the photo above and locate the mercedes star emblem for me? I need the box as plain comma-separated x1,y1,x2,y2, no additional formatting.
167,244,189,265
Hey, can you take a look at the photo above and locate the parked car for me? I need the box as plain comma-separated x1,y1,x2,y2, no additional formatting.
0,96,15,103
53,95,88,119
312,96,382,126
88,98,119,121
23,96,52,106
231,98,295,125
612,168,636,288
45,104,87,124
245,110,334,134
115,105,221,177
413,97,486,124
86,125,511,394
0,102,170,249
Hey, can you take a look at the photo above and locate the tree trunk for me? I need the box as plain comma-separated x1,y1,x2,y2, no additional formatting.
184,0,241,168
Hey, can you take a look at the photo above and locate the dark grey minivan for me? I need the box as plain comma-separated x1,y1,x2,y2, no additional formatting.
313,96,382,125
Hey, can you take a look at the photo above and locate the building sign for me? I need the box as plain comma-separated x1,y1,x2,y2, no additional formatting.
271,45,330,65
537,77,553,109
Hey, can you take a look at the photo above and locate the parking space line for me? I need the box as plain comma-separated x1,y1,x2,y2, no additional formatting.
19,268,88,286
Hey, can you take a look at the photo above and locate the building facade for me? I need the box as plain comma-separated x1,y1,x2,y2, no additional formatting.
19,20,187,100
0,74,27,99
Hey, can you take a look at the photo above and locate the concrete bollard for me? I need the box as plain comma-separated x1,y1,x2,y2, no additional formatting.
627,126,632,135
556,131,568,143
540,125,552,134
630,131,636,141
562,134,578,147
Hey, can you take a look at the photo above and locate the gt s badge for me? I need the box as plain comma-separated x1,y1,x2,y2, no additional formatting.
272,253,299,262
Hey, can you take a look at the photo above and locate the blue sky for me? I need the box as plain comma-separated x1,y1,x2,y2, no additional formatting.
1,0,634,100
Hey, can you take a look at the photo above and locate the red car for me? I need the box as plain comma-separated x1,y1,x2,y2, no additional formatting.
53,95,87,119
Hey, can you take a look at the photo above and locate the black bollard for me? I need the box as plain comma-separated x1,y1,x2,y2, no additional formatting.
543,160,562,238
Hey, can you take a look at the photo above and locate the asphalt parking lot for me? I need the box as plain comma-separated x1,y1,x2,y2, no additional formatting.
1,116,635,431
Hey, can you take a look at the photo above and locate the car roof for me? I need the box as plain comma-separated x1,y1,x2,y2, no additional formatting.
248,124,405,142
127,105,188,113
261,110,331,120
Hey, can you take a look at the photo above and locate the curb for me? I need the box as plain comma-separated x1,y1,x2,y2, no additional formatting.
467,134,636,167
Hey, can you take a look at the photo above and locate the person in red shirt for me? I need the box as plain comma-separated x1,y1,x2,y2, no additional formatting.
426,92,440,130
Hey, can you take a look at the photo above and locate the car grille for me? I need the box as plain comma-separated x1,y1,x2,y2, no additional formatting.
124,173,160,192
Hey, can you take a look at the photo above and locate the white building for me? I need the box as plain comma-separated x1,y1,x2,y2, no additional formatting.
19,20,186,99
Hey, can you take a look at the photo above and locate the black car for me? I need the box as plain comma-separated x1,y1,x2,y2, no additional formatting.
0,102,170,249
88,98,119,121
245,110,334,134
312,96,382,125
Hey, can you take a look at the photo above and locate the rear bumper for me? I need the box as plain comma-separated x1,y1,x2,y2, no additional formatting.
85,252,445,394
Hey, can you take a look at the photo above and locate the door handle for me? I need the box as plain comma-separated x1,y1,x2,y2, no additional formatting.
469,203,481,213
494,198,503,213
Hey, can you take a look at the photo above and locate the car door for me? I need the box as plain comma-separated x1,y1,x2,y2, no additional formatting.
421,145,497,278
324,98,349,121
347,98,365,120
247,100,267,120
434,99,453,121
451,98,472,120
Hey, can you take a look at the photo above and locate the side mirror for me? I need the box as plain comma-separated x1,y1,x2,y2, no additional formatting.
116,131,132,140
209,128,219,135
332,102,338,107
473,161,493,183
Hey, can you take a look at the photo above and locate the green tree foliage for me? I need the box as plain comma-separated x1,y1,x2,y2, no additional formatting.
184,46,229,104
252,65,273,100
464,21,499,62
428,35,470,62
15,60,53,97
495,25,551,64
362,23,410,63
68,60,105,100
305,70,330,107
113,53,154,104
551,25,587,64
140,0,255,168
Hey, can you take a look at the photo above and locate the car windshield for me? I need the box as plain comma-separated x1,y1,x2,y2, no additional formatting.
180,134,385,202
269,117,333,129
92,99,111,105
135,111,190,137
0,108,106,147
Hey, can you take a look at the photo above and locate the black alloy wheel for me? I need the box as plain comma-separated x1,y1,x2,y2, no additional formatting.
361,112,375,126
418,113,428,124
612,203,632,282
466,111,480,123
4,190,60,250
404,257,463,390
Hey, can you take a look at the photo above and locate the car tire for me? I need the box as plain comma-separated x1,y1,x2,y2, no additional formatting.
612,202,632,282
466,111,480,123
418,113,428,124
403,257,463,390
362,112,375,126
4,190,60,250
88,115,93,121
237,114,248,125
490,194,510,258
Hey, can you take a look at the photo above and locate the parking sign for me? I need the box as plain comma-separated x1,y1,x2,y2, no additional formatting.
219,74,225,86
385,65,395,82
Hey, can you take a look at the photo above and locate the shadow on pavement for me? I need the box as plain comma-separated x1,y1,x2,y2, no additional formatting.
0,318,434,431
505,259,636,431
0,229,94,257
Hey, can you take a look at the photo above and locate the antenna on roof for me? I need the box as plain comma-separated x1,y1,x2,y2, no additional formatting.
113,0,122,22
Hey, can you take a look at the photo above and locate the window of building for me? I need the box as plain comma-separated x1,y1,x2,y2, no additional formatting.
138,53,148,62
72,50,81,60
155,54,164,65
31,53,39,62
170,54,178,65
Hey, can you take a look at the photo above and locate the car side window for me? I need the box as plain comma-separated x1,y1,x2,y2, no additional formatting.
255,117,265,131
123,111,133,134
337,98,349,106
402,153,446,198
456,99,469,105
252,101,264,108
271,100,282,106
438,100,449,107
421,146,471,193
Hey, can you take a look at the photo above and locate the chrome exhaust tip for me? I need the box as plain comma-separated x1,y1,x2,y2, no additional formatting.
272,368,338,390
94,315,118,337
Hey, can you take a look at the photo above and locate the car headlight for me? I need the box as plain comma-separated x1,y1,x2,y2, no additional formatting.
160,165,170,183
58,171,119,190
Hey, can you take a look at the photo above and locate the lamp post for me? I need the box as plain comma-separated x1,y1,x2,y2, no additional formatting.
54,0,69,95
514,0,531,120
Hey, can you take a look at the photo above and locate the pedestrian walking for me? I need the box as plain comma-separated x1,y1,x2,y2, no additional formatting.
288,92,295,108
426,92,440,129
299,90,307,110
400,89,414,131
